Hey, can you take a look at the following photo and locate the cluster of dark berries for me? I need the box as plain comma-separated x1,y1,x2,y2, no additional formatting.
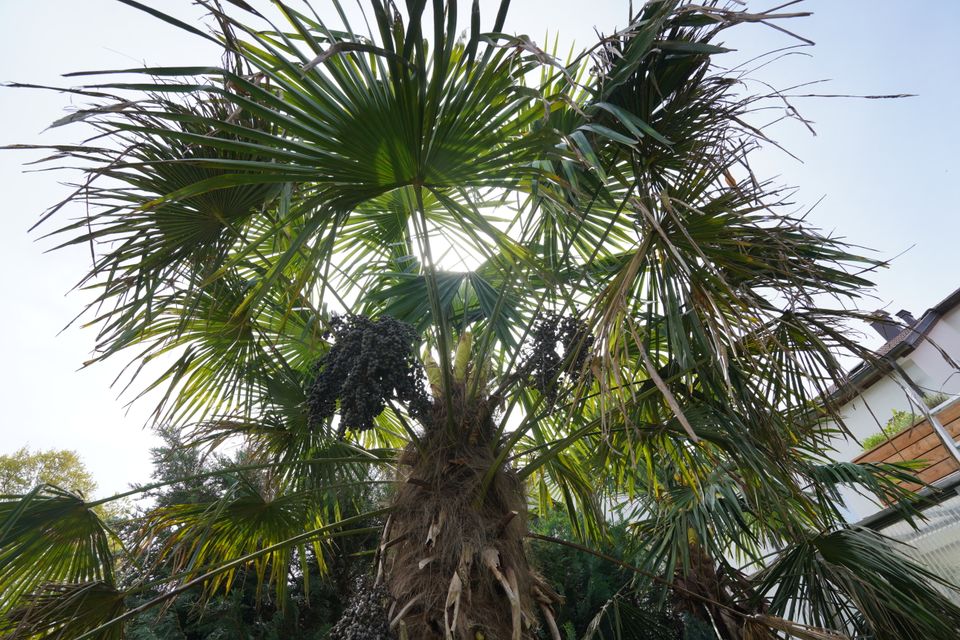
524,312,595,401
308,315,430,435
329,577,394,640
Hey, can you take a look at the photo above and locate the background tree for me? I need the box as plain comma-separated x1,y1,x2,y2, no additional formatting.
2,1,960,639
0,448,97,497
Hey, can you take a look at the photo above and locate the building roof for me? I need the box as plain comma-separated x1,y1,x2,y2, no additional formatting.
830,285,960,404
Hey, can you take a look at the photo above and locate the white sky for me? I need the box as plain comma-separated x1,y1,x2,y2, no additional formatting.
1,1,958,498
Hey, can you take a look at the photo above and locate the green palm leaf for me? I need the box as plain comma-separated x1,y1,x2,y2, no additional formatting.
0,582,126,640
137,482,336,604
0,487,118,619
757,526,960,639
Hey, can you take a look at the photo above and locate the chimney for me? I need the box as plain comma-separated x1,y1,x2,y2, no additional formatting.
895,309,918,326
869,310,904,342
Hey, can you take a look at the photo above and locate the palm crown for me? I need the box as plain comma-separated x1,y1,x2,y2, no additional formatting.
3,1,960,639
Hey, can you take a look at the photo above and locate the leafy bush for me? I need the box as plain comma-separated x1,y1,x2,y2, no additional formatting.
860,393,950,451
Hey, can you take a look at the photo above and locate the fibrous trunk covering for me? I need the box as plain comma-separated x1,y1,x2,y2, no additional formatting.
377,385,560,640
672,543,772,640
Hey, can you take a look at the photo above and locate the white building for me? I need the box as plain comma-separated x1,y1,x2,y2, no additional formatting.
829,288,960,520
828,287,960,596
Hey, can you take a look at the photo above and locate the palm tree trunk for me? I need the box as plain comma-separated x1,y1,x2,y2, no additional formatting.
672,543,773,640
379,389,560,640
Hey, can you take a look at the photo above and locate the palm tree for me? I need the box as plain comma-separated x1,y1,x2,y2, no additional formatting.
3,1,960,639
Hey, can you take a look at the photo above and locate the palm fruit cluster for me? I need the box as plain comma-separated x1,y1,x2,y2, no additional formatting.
308,315,430,435
525,312,594,400
329,577,394,640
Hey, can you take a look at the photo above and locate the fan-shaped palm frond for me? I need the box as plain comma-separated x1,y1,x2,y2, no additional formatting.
757,526,960,639
137,480,341,604
0,581,126,640
0,487,118,621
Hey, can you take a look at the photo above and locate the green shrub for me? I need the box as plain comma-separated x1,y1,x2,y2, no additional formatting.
860,393,951,452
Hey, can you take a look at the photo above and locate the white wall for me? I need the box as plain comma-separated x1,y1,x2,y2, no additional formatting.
914,306,960,397
831,307,960,522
